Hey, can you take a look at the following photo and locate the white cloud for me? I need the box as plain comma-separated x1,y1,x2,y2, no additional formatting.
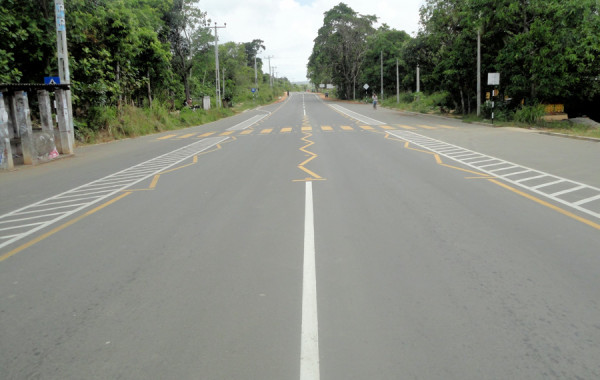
201,0,424,82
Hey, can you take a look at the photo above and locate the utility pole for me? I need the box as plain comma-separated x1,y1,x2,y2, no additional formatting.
54,0,74,152
396,58,399,103
380,51,384,100
416,64,420,93
213,22,226,108
254,56,258,87
477,28,481,117
265,55,273,88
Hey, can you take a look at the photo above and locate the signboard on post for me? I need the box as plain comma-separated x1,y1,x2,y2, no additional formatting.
55,2,66,31
487,73,500,86
251,88,256,93
44,77,61,85
363,84,369,90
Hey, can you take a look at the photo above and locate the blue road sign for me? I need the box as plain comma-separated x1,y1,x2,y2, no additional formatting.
251,88,256,93
44,77,61,85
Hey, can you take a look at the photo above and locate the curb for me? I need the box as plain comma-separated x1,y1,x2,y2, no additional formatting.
537,131,600,143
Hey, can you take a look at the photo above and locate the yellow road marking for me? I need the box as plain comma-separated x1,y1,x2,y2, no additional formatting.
240,130,253,135
178,133,196,139
297,132,324,181
384,133,600,231
220,131,234,136
281,127,293,133
302,126,312,131
396,125,417,130
321,126,333,131
416,124,436,130
0,192,133,262
341,126,354,131
198,132,216,137
381,125,395,130
158,134,177,140
360,126,374,130
437,124,457,129
261,128,273,134
149,174,161,189
488,179,600,231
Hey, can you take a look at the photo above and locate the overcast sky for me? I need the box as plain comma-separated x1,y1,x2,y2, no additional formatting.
201,0,425,83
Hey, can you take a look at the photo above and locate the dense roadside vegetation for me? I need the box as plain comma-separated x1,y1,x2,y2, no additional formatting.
308,1,600,126
1,0,298,143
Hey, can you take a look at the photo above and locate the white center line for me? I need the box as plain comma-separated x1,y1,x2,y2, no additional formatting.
300,181,320,380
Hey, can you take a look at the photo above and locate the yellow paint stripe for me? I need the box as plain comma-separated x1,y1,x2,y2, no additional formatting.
416,124,436,130
0,192,133,262
149,174,160,189
261,128,273,134
198,132,216,137
178,133,196,139
281,127,292,133
158,134,177,140
360,126,374,130
380,125,395,130
321,126,333,131
220,131,234,136
385,131,599,230
240,130,253,135
341,126,354,131
396,125,417,130
488,179,600,231
302,126,312,131
298,165,322,179
437,124,457,129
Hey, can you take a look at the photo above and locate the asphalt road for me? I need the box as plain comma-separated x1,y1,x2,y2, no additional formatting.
1,93,600,379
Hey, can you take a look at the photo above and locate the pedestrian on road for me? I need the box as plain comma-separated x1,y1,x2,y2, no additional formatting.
372,93,378,109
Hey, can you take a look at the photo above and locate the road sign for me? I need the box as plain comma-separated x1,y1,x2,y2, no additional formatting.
363,84,369,90
251,88,256,93
488,73,500,86
44,77,61,85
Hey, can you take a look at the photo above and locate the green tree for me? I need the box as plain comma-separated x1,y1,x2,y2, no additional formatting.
0,0,55,83
163,0,211,101
361,25,411,99
308,3,377,99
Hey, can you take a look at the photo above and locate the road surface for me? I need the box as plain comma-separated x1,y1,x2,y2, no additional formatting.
1,93,600,379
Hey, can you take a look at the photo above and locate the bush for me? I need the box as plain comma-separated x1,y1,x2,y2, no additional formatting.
514,104,546,124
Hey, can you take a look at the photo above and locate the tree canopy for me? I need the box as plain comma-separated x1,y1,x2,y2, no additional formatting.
1,0,292,122
309,0,600,116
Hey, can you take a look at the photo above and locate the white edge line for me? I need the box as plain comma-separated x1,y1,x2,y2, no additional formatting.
0,137,229,250
300,181,320,380
226,113,270,131
328,104,385,125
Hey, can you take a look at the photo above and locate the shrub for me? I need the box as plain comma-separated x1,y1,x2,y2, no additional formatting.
514,104,546,124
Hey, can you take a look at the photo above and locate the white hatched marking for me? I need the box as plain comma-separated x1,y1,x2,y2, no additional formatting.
0,137,228,250
575,194,600,206
489,165,519,173
516,174,548,183
504,169,532,177
531,179,564,190
388,130,600,220
551,185,586,197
